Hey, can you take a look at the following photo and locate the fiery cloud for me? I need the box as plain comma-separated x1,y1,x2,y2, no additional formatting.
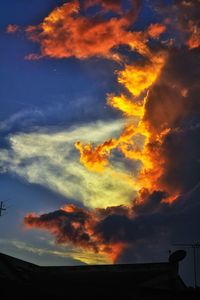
117,54,166,96
75,51,168,195
75,124,138,172
75,138,118,172
22,0,166,61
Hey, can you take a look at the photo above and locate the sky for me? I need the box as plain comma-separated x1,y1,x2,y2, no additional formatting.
0,0,200,286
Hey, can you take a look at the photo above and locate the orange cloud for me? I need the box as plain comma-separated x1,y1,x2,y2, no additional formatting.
107,94,144,117
117,54,166,97
75,138,118,172
75,51,168,198
187,23,200,49
146,23,166,39
24,0,165,61
6,24,19,33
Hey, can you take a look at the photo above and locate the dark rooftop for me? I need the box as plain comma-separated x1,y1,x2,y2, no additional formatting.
0,252,199,300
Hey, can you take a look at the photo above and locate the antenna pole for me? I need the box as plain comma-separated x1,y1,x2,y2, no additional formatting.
193,245,197,288
0,201,6,217
173,242,200,288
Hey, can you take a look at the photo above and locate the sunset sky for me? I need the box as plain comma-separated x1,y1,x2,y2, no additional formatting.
0,0,200,285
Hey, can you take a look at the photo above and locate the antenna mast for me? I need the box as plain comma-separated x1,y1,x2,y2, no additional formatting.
173,242,200,288
0,201,6,217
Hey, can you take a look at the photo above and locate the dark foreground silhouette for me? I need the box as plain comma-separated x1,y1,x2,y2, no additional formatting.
0,252,199,299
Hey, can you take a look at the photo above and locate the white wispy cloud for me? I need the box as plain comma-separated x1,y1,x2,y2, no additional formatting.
0,238,109,265
0,120,137,208
0,109,44,132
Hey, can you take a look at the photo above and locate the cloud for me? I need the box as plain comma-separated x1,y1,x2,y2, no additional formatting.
0,109,44,133
0,92,119,136
24,206,99,252
0,120,138,209
157,0,200,49
23,190,169,262
143,47,200,194
0,238,108,265
84,0,124,13
23,184,200,267
74,51,168,190
6,24,20,33
176,0,200,49
23,0,165,61
24,204,125,262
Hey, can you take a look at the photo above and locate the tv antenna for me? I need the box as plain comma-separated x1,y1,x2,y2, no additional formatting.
0,201,6,217
173,242,200,288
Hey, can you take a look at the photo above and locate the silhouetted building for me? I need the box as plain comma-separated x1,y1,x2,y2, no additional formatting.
0,252,199,299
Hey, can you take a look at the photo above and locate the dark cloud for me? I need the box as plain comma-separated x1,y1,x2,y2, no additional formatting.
156,0,200,48
95,185,200,286
24,185,200,275
24,190,169,260
175,0,200,48
24,205,97,249
144,47,200,195
144,48,200,133
133,189,168,214
24,204,126,262
159,122,200,193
